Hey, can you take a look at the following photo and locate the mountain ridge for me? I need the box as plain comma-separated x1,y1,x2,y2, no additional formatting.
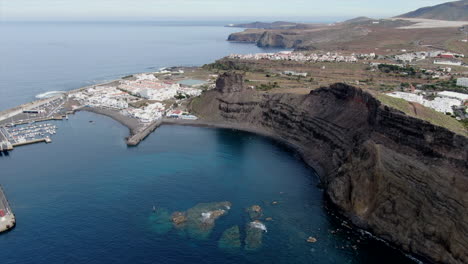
397,0,468,21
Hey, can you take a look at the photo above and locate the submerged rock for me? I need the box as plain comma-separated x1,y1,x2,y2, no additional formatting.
184,201,232,239
148,208,172,234
201,209,226,225
171,211,187,227
246,205,263,220
245,220,267,250
218,225,242,250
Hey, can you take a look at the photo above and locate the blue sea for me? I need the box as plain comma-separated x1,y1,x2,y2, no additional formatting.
0,21,415,264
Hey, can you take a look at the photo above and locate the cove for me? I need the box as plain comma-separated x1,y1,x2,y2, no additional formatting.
0,112,414,264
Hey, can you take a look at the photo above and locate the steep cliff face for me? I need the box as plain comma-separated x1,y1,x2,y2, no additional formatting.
227,30,263,43
227,26,370,49
256,31,303,48
192,74,468,264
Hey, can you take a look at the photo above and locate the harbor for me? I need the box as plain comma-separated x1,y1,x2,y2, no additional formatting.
0,123,56,151
0,69,206,152
0,185,15,233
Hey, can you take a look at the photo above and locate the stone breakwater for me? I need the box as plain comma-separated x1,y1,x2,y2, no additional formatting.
190,72,468,264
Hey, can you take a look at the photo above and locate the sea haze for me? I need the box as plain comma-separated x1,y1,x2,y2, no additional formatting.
0,21,282,111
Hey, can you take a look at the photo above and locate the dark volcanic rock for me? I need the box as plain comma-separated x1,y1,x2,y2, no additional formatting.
192,77,468,264
216,72,246,93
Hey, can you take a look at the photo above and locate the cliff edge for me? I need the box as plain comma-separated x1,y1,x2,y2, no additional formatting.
191,72,468,264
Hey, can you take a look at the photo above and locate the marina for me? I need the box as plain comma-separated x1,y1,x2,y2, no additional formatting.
0,185,15,233
0,123,56,151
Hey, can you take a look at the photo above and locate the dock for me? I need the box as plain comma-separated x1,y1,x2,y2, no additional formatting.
0,185,16,233
0,123,55,152
11,137,52,147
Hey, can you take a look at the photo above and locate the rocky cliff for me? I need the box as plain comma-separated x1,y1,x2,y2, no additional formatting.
227,30,264,43
227,26,371,49
191,73,468,264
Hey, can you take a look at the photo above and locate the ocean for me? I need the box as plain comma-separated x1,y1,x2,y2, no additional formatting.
0,21,282,111
0,21,415,264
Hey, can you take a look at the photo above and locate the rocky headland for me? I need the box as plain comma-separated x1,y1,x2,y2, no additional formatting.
188,72,468,264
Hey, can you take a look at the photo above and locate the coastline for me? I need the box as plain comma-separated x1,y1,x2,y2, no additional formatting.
1,72,467,263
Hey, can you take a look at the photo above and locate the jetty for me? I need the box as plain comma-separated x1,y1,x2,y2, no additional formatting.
0,185,16,233
0,124,55,152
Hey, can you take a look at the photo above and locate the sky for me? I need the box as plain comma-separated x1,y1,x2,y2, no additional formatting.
0,0,455,21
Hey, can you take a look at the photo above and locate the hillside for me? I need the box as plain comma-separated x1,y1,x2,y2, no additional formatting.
398,0,468,21
225,21,318,29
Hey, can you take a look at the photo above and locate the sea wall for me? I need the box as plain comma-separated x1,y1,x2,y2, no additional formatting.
190,73,468,264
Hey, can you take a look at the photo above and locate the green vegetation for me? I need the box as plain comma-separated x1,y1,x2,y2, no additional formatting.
376,94,467,135
203,60,252,72
175,93,191,100
378,64,416,76
422,79,468,94
461,119,468,130
256,82,279,91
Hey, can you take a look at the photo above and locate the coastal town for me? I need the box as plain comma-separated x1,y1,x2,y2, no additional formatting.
0,68,213,151
224,49,468,121
1,46,468,152
228,50,466,66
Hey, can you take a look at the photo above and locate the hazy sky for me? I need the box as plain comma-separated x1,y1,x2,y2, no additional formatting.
0,0,454,21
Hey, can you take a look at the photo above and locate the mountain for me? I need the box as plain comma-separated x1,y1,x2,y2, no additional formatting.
342,16,375,24
225,21,317,29
226,21,296,29
397,0,468,21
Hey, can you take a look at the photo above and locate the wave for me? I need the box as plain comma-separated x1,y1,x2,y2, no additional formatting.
35,91,66,99
250,221,267,232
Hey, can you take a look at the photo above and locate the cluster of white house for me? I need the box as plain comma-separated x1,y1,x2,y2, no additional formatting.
228,51,362,63
123,102,165,123
395,50,464,62
69,74,203,123
393,50,465,67
387,91,468,114
119,75,201,101
70,86,130,110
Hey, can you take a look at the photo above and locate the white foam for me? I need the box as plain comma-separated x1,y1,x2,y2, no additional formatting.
35,91,66,99
201,212,212,222
250,221,267,232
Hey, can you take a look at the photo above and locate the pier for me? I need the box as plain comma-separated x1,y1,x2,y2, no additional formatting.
0,186,16,233
0,123,55,152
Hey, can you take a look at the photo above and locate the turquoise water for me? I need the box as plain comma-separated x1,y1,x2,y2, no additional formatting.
0,112,415,264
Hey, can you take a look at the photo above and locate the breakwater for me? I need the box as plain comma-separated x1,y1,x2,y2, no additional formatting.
0,186,16,233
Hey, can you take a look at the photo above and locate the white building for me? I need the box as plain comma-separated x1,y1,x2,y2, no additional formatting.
387,91,463,114
456,78,468,88
434,59,462,66
283,71,308,77
438,91,468,101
